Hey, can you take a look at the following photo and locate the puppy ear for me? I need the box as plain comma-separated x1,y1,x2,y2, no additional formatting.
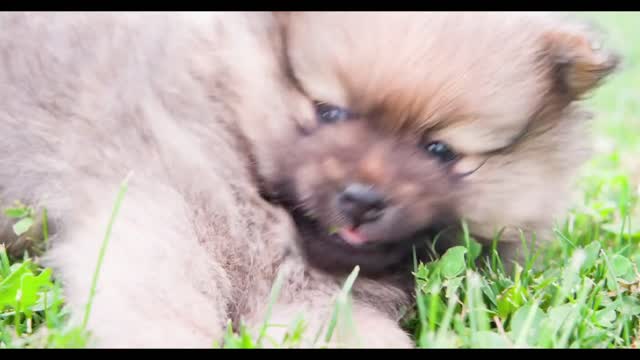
543,22,621,99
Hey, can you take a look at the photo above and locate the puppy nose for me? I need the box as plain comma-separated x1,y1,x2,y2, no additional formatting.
338,183,386,226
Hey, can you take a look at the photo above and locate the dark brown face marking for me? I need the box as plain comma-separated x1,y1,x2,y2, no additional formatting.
266,108,462,277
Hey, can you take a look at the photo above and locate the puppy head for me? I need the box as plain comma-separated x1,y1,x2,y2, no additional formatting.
266,12,619,276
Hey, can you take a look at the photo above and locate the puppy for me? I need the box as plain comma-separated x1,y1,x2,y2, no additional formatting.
0,12,618,348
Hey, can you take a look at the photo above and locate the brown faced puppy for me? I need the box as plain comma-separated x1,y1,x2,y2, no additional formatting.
0,12,618,348
267,12,620,279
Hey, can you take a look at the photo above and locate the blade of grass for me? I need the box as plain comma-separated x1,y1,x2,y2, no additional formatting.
41,208,49,250
322,265,360,346
82,172,132,331
256,265,286,347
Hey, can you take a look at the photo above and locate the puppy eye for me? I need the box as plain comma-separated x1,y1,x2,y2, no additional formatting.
423,141,457,163
314,102,352,124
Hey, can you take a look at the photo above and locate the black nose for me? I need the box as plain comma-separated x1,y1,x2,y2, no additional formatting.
337,183,386,226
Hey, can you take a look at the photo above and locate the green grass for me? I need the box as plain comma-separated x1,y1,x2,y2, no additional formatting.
1,12,639,348
0,176,132,348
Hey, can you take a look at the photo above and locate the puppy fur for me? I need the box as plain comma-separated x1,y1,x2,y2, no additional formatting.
0,12,618,348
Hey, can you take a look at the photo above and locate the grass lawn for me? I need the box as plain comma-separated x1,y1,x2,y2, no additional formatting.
1,12,639,348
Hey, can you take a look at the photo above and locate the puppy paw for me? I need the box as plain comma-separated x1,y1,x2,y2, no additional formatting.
252,303,414,348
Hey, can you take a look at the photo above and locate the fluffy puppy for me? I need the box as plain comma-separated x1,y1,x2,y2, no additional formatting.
0,12,618,348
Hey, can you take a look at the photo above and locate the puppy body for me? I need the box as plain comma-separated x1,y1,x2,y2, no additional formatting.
0,12,294,347
0,12,617,348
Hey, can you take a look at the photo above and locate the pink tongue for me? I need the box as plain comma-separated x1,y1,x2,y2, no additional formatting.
338,227,367,245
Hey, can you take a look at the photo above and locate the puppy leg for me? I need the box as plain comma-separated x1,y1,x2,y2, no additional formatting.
262,300,414,348
245,263,414,348
43,178,231,348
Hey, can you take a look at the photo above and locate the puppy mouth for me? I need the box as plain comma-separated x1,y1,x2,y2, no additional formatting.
324,218,440,250
330,225,369,246
337,226,367,245
326,205,413,247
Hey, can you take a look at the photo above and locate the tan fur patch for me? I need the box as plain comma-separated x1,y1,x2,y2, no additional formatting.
296,163,321,197
395,183,419,199
323,156,346,181
359,145,386,185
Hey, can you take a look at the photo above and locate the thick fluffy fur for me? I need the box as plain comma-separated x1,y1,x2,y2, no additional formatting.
0,12,618,348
